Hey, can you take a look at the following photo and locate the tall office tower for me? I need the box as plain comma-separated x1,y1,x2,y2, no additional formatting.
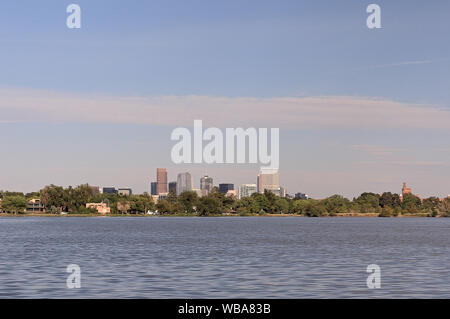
219,183,234,194
176,172,193,195
156,168,168,194
151,182,157,195
200,175,214,194
238,184,257,199
168,182,177,192
257,169,280,196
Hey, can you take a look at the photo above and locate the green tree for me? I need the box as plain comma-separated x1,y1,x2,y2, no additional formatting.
422,197,440,212
234,197,260,215
274,198,290,214
354,192,380,213
438,198,450,217
197,196,222,216
155,199,172,214
263,190,277,212
292,199,309,215
40,185,66,212
167,188,178,204
379,206,394,217
178,191,199,214
303,200,326,217
1,195,28,214
66,184,94,213
379,192,401,208
323,195,350,214
401,193,422,214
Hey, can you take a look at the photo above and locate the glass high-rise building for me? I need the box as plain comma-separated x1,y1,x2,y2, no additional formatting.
176,172,193,195
200,175,213,194
150,182,157,195
219,183,234,194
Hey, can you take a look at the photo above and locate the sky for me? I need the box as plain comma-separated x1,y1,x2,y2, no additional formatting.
0,0,449,198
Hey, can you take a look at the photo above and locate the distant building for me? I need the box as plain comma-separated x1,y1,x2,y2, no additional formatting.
168,182,177,192
27,199,45,213
103,187,117,194
279,187,287,198
238,184,257,199
401,182,420,200
86,202,110,214
200,175,214,195
158,193,168,201
295,192,309,200
402,182,412,196
219,183,234,194
157,168,168,194
151,182,158,195
177,172,193,195
118,188,132,196
257,169,280,196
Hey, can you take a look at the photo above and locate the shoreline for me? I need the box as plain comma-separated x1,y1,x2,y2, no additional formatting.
0,213,443,218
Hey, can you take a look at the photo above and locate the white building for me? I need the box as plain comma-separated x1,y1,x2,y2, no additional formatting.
239,184,257,199
118,188,132,196
257,169,280,195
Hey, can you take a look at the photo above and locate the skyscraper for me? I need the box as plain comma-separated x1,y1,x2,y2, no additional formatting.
176,172,193,195
150,182,157,195
257,169,280,196
157,168,168,194
200,175,213,194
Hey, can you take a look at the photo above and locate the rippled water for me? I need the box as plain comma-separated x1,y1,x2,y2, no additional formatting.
0,217,449,298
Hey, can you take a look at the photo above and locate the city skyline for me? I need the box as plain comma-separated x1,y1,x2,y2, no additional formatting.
4,165,448,202
0,1,449,198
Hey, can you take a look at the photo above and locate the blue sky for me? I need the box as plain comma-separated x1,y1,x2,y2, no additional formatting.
0,1,449,198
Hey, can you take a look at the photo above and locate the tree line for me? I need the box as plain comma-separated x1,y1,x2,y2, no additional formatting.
0,185,449,217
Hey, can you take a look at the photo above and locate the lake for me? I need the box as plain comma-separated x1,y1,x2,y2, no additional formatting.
0,217,449,298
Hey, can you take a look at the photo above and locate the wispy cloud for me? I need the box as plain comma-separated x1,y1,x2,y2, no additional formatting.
1,88,449,130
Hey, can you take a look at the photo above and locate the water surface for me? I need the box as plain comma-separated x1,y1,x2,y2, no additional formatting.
0,217,449,298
